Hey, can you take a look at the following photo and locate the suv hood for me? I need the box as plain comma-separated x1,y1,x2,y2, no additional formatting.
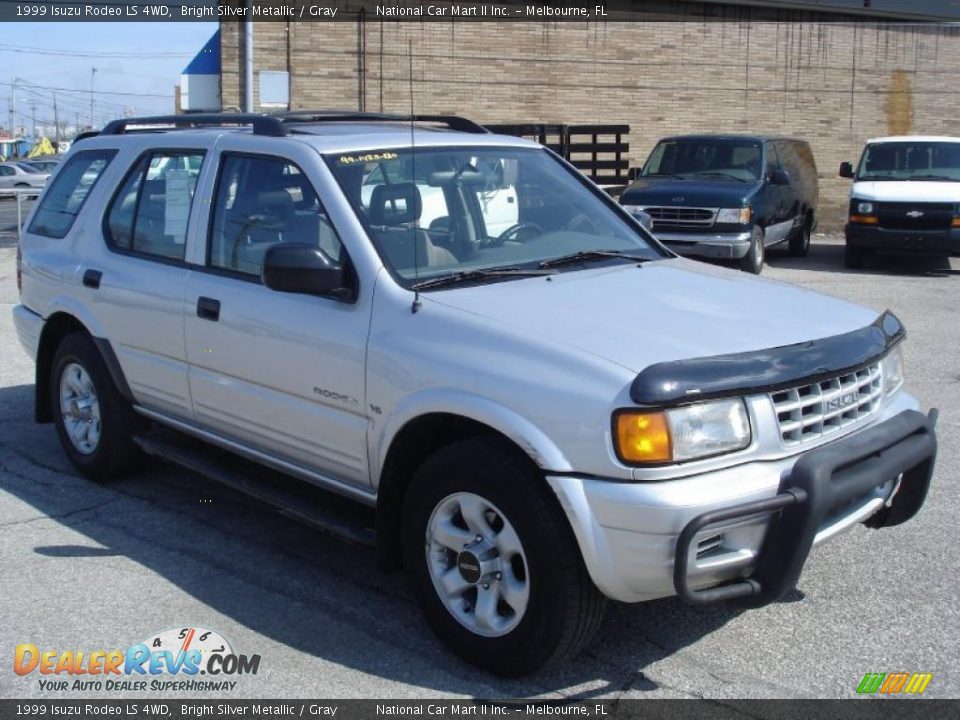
852,180,960,202
621,177,756,207
424,259,878,373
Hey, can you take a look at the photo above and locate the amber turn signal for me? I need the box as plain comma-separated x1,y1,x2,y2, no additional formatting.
849,214,879,225
614,411,672,463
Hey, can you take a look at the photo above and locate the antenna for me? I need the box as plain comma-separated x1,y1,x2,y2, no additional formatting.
408,39,422,314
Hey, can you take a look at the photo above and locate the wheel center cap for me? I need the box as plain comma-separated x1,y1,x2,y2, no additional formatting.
456,550,482,584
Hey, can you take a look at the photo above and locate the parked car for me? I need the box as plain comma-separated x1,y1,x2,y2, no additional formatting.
13,113,936,676
839,135,960,267
620,135,819,273
23,158,61,175
0,161,50,195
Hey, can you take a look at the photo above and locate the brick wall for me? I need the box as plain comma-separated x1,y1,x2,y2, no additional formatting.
220,9,960,227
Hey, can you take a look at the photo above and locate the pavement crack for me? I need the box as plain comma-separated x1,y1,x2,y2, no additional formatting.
0,494,122,529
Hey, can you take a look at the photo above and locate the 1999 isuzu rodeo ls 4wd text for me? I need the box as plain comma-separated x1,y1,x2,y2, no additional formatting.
12,113,938,676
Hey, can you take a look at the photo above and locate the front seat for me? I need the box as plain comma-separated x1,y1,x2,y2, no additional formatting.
368,183,457,270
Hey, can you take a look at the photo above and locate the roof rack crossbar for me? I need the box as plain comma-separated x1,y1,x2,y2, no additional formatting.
274,111,489,134
99,114,288,137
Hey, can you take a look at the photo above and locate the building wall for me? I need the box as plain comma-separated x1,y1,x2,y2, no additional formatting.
220,10,960,226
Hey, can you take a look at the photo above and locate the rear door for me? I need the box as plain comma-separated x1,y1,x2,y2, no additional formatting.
91,146,207,419
182,139,372,490
772,141,803,243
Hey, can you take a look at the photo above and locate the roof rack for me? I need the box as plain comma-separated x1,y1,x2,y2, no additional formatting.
99,113,287,137
274,110,489,134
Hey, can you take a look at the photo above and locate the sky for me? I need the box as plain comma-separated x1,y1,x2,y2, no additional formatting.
0,22,217,135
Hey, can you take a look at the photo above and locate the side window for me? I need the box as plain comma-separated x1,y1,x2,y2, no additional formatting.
105,151,204,261
28,149,117,239
0,165,14,177
764,143,780,180
209,154,344,278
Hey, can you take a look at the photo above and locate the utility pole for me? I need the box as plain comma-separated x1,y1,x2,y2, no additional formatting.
89,67,97,128
30,102,36,139
8,77,15,138
53,92,60,143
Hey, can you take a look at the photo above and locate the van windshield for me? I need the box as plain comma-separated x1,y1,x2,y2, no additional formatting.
642,139,762,183
324,146,662,284
857,141,960,181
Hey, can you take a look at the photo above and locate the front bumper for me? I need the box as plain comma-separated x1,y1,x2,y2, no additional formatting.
656,230,752,259
845,223,960,256
547,396,936,605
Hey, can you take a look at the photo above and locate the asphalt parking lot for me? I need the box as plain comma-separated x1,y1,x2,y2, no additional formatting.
0,228,957,700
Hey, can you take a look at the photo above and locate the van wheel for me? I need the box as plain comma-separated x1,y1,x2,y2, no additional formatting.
789,223,811,257
51,333,144,481
844,244,867,269
402,436,607,676
739,227,765,274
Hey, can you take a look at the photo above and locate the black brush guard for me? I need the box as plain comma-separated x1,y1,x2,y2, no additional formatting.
673,408,937,607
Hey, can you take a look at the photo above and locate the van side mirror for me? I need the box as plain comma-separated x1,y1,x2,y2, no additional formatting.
769,169,791,186
261,243,349,298
838,162,855,179
627,167,641,183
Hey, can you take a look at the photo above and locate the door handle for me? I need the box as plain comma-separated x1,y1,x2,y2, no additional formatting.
82,269,102,289
197,297,221,322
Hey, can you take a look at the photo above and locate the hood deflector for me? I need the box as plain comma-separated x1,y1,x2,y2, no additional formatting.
630,311,905,407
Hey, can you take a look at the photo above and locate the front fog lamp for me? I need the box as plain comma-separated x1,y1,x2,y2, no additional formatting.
716,207,752,224
615,399,751,465
883,344,904,395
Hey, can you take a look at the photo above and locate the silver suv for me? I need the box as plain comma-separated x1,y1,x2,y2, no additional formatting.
12,113,938,676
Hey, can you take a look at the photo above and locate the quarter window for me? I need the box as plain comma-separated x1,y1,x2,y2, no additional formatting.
208,154,344,278
28,149,117,239
105,151,204,261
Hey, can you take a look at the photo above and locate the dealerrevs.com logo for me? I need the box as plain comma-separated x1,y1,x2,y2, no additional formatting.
14,627,260,692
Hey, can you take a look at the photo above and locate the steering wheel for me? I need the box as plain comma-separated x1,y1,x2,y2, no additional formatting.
489,222,544,247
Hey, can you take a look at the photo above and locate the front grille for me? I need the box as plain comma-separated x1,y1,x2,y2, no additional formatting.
643,206,716,227
771,363,882,447
876,202,953,231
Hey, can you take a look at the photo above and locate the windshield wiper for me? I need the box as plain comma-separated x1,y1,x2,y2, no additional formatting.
906,174,955,181
693,172,748,182
410,267,554,291
538,249,652,269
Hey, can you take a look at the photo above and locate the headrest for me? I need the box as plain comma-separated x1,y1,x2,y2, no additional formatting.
369,183,422,226
256,190,295,215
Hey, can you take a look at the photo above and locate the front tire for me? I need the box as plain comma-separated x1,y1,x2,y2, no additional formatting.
844,243,867,269
739,226,765,274
402,436,606,676
51,332,144,481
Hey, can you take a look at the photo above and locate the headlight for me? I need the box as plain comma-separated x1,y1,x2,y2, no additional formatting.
614,399,751,465
716,207,752,224
856,201,874,214
883,344,904,395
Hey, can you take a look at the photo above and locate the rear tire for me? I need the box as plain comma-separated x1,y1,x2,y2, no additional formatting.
844,243,867,269
789,222,811,257
402,436,607,676
739,226,765,274
51,332,145,481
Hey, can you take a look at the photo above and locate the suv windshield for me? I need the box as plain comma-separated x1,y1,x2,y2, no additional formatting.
857,141,960,181
325,146,662,284
642,139,762,183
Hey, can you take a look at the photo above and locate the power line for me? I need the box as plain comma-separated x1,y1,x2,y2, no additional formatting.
0,80,172,98
0,42,193,60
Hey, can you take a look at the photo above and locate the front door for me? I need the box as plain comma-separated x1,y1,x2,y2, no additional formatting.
183,146,372,489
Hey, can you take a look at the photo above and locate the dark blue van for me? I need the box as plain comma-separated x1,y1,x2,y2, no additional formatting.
620,135,819,273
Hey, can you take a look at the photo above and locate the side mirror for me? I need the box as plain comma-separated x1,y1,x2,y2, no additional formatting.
627,167,641,183
838,161,855,179
261,243,348,298
769,169,791,186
